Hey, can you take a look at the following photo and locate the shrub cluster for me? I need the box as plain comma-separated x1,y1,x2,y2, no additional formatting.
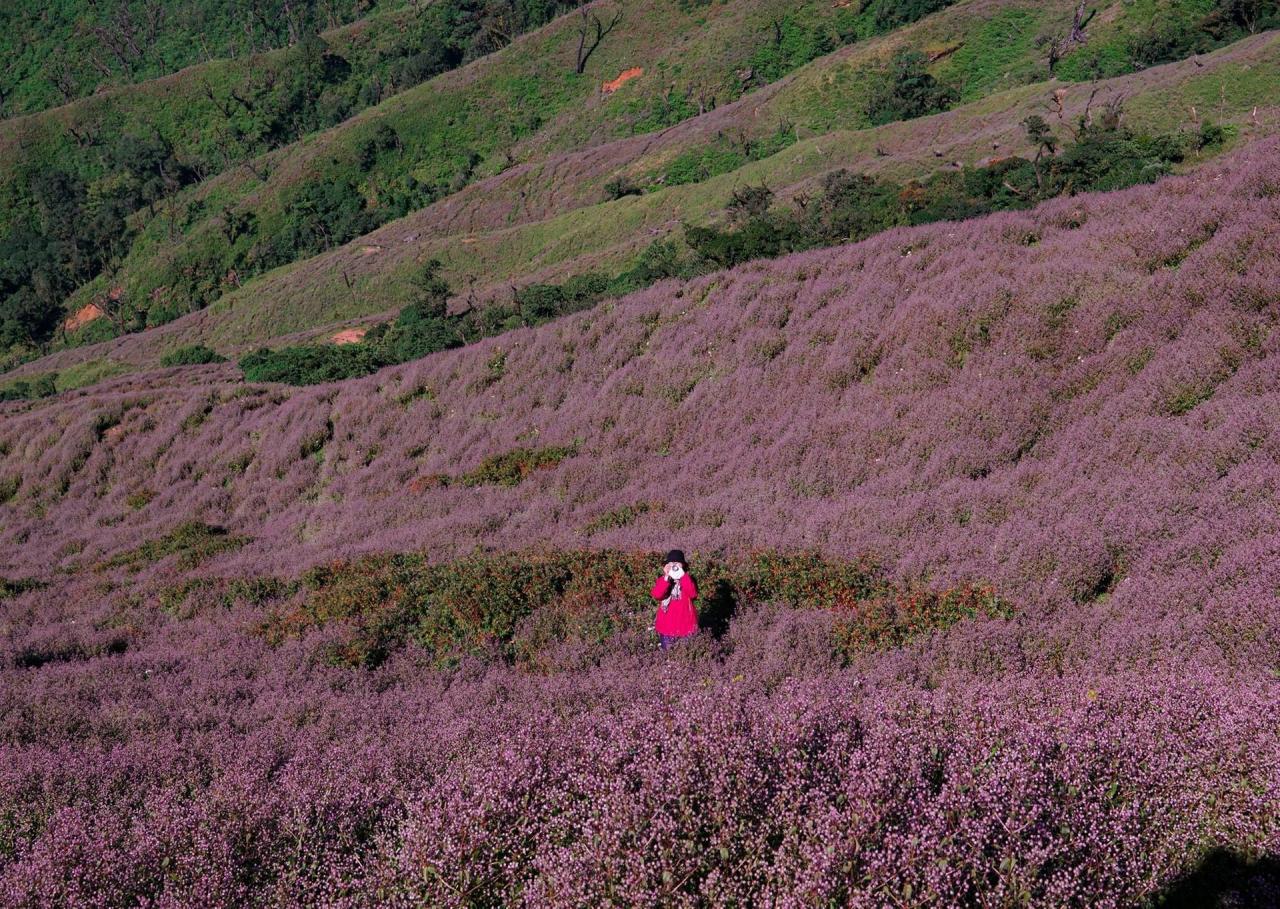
680,117,1220,270
402,445,579,493
863,48,959,126
457,445,579,488
159,345,226,368
1126,0,1280,69
240,261,616,384
253,547,1008,669
0,576,44,599
0,373,57,402
98,521,247,573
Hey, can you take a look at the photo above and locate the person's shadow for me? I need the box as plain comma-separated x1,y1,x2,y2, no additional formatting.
1153,849,1279,908
698,578,737,639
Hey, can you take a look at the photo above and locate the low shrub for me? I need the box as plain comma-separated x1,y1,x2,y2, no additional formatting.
160,345,226,367
583,502,652,534
99,522,248,572
862,48,959,126
0,576,46,599
253,548,1010,670
458,445,578,487
0,373,57,402
604,175,644,200
240,344,391,385
682,116,1208,270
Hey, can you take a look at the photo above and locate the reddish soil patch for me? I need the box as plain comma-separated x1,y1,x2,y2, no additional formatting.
65,303,104,331
66,285,125,330
602,67,643,95
331,328,368,345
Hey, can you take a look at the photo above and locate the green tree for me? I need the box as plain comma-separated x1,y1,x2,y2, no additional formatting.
864,49,958,126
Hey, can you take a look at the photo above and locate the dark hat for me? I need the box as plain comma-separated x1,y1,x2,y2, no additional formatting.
663,549,686,566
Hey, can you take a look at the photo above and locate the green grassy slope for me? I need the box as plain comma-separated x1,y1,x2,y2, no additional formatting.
5,0,1277,391
52,0,1262,347
0,1,609,368
0,0,408,117
9,28,1276,393
44,0,866,338
4,0,1255,370
146,34,1280,345
0,2,421,184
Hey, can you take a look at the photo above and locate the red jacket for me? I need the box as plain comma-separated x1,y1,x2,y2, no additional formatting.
651,574,698,637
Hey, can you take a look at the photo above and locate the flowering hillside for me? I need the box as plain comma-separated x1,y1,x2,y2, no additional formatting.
1,134,1279,904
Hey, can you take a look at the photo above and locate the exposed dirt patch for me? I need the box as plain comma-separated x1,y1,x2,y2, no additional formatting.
331,328,367,345
602,67,643,95
65,303,104,331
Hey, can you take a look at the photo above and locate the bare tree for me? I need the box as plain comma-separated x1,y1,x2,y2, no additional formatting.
1069,1,1092,42
574,6,622,75
1037,2,1095,75
695,85,716,115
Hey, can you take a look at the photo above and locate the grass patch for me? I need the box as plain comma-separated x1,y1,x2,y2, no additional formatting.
0,576,46,599
0,374,57,402
584,502,653,534
459,445,578,487
99,522,248,573
1165,381,1217,416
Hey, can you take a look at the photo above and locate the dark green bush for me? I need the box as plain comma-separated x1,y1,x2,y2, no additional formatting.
240,344,390,385
608,240,696,294
0,575,45,598
802,170,903,240
0,373,58,402
604,175,644,200
275,177,382,260
160,345,226,367
863,49,958,126
749,15,839,84
865,0,954,31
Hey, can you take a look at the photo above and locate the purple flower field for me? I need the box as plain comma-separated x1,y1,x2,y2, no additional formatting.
3,138,1280,905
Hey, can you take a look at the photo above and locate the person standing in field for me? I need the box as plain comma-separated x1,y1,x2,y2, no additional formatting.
652,549,698,650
